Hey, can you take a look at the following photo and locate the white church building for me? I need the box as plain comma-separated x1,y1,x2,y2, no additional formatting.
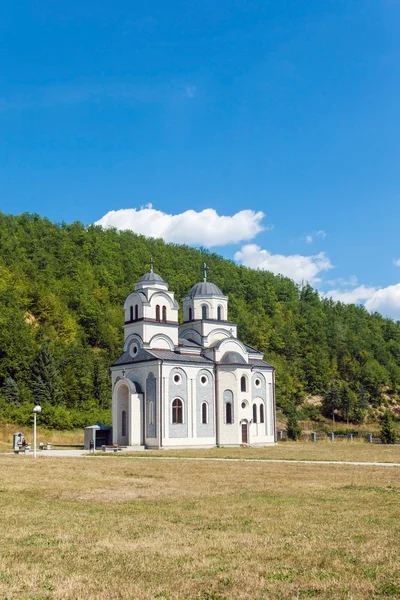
111,263,276,449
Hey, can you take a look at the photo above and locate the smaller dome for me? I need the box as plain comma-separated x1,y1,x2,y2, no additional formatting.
220,351,247,365
139,272,166,284
188,281,223,297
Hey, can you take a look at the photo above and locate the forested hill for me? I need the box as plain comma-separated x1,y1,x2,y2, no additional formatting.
1,212,399,429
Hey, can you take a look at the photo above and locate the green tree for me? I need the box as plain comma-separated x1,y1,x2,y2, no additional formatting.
286,410,302,441
32,342,64,406
4,377,20,406
339,383,355,424
354,385,370,423
323,383,340,423
380,411,397,444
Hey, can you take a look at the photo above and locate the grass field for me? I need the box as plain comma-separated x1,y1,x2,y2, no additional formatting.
0,452,399,600
117,442,400,464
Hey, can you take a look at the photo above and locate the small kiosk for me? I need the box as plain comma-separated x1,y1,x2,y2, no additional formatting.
84,423,112,450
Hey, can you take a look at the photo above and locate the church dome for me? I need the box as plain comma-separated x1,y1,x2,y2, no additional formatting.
139,272,166,284
220,351,247,365
188,281,224,297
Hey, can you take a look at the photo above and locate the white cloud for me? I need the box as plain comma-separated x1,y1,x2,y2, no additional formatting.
95,206,265,247
325,275,359,288
324,282,400,320
303,230,326,243
186,85,197,98
365,284,400,320
234,244,333,283
393,258,400,267
323,285,377,304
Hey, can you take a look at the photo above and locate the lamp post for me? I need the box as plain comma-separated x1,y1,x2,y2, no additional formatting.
33,405,42,460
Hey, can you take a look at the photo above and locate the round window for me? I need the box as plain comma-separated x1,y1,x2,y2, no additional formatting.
255,378,261,388
173,374,181,384
241,402,246,409
130,344,139,357
200,375,208,386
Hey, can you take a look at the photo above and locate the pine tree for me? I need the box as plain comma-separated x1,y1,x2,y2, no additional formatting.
323,383,340,423
32,342,63,405
380,411,397,444
4,377,20,406
286,410,302,441
354,385,370,423
339,383,355,424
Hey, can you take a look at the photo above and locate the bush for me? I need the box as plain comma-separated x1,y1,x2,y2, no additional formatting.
286,411,302,441
380,411,397,444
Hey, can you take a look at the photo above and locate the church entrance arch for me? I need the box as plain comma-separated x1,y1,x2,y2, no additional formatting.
116,383,129,446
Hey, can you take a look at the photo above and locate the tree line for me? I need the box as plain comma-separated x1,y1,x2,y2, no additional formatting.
0,212,399,429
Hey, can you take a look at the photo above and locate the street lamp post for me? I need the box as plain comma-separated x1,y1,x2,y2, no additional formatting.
33,405,42,460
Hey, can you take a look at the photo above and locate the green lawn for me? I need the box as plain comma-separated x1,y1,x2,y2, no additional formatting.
0,453,399,599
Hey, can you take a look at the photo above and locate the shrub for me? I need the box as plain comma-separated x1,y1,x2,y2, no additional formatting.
380,411,397,445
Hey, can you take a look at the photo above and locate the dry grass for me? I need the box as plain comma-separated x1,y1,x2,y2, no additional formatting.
120,441,400,464
0,455,399,599
0,423,83,452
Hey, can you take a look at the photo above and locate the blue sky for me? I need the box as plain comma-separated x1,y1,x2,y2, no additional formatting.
1,1,400,317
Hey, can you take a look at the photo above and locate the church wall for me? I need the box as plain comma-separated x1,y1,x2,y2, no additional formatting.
168,368,188,439
249,370,275,445
146,373,157,439
196,369,215,438
217,370,239,445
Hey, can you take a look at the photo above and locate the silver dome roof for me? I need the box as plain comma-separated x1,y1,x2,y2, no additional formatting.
139,272,166,284
188,281,224,297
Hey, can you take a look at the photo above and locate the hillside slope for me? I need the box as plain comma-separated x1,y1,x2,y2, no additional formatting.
0,212,399,428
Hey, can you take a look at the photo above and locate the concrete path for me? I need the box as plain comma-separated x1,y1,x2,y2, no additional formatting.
4,451,400,467
83,455,400,468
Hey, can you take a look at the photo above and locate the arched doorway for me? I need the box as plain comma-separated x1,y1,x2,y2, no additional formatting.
116,383,129,445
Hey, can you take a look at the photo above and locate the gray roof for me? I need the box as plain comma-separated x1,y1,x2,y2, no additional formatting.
188,281,224,297
178,338,201,348
249,358,275,369
139,272,166,284
219,351,247,365
112,348,213,367
148,349,213,364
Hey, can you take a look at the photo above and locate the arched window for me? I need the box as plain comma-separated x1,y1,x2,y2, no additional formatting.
253,403,257,423
260,403,264,424
217,306,222,321
201,402,208,424
148,401,154,425
121,410,127,436
188,307,193,321
226,402,232,424
202,305,208,320
162,306,167,322
135,304,139,320
172,398,183,424
241,376,247,392
155,305,160,322
130,306,133,321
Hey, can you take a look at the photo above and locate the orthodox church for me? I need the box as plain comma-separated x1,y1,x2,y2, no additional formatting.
111,263,276,448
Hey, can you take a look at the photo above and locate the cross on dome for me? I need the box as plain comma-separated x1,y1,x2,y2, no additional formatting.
203,262,209,282
150,258,154,273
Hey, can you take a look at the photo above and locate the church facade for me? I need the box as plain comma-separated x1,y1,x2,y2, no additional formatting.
111,265,276,449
